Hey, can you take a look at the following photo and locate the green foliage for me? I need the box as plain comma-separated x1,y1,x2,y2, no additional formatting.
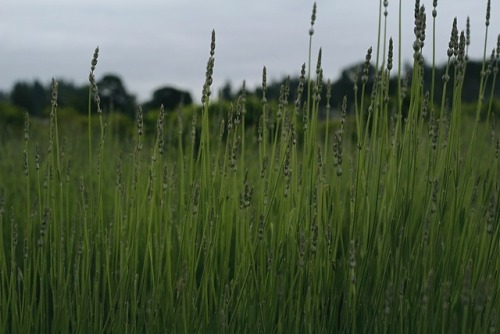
0,1,499,333
98,74,137,117
10,80,48,116
105,111,135,138
0,101,25,128
143,86,193,112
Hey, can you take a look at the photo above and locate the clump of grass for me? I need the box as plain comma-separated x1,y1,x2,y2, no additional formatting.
0,0,499,332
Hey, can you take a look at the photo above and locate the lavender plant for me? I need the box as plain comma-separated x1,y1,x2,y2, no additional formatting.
0,1,498,332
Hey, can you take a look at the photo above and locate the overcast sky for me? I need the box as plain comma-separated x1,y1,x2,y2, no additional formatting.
1,0,499,103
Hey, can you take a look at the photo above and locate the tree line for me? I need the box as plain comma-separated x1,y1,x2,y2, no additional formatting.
0,60,497,124
224,60,498,115
0,74,193,119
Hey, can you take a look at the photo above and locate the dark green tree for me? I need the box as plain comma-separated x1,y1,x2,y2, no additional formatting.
220,81,233,101
0,91,8,102
97,74,136,117
10,80,49,116
56,79,90,114
144,86,193,111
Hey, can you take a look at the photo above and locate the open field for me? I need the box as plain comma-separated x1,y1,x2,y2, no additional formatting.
0,1,499,332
